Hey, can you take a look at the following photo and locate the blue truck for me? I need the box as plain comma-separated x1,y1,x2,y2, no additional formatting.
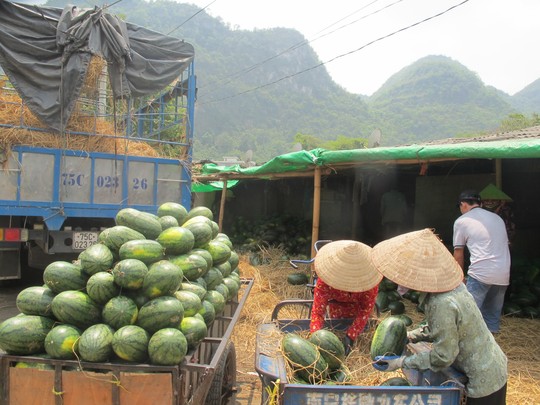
0,2,196,279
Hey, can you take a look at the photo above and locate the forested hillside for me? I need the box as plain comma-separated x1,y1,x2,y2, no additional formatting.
43,0,540,162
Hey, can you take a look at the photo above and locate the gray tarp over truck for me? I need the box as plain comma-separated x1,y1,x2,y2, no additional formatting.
0,0,194,131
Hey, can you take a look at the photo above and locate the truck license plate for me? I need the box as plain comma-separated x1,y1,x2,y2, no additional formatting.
73,232,99,251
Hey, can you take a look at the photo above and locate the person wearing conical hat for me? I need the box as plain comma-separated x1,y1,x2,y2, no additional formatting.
371,229,507,405
310,240,382,354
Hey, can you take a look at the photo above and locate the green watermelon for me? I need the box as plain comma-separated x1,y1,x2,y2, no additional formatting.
156,227,194,255
222,277,240,298
228,251,239,271
391,314,413,327
0,315,55,355
203,290,225,314
210,222,219,239
112,259,149,290
112,325,149,362
43,261,88,293
102,296,139,329
184,206,214,222
158,215,179,230
287,272,309,286
215,261,232,278
98,225,146,257
16,286,55,317
203,267,223,290
370,317,408,360
179,317,208,350
78,323,115,362
388,300,406,315
181,282,207,300
198,300,216,326
204,240,231,265
174,290,202,317
142,260,184,299
51,290,102,329
78,243,114,275
119,239,165,265
214,283,230,302
86,271,121,305
157,202,188,224
308,329,346,370
115,208,162,239
137,296,184,334
214,235,233,249
148,328,188,366
182,221,213,248
281,333,329,384
190,248,214,269
169,252,208,281
44,324,81,360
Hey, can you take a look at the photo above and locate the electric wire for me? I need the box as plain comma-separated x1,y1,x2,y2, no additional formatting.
167,0,218,35
198,0,470,106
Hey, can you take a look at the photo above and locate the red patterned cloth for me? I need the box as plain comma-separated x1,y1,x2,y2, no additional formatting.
309,279,378,340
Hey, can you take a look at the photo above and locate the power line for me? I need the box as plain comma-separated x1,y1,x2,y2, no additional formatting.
167,0,218,36
198,0,470,106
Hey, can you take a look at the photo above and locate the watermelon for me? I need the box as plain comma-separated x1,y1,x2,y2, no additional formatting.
370,317,408,360
182,221,213,248
194,277,207,290
78,243,114,276
281,333,328,384
328,365,352,383
181,282,207,300
98,225,146,257
203,290,225,314
228,251,239,270
112,259,149,290
156,227,194,255
391,314,413,327
16,286,55,317
78,324,115,363
142,260,184,299
375,291,389,312
198,300,216,326
380,377,411,386
51,290,102,329
137,296,185,334
190,248,214,269
185,206,214,222
287,272,309,286
44,324,81,360
204,240,231,265
214,235,233,249
43,261,88,293
119,239,165,265
209,222,219,239
148,328,188,365
222,277,240,298
157,202,188,224
102,296,139,329
112,325,150,362
203,267,223,290
158,215,179,230
214,283,230,302
0,315,55,355
308,329,346,370
215,261,232,278
179,317,208,350
15,353,54,370
388,300,405,315
174,290,202,317
122,290,150,309
115,208,162,239
86,271,121,304
169,252,208,282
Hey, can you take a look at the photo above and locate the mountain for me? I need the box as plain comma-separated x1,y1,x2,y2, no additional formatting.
40,0,540,161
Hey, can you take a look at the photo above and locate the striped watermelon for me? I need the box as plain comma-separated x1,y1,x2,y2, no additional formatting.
282,333,329,384
51,290,102,329
142,260,184,299
112,259,149,290
204,240,231,265
203,267,223,290
174,290,202,317
157,202,188,224
181,282,207,300
78,323,115,363
78,243,114,275
203,290,225,314
308,329,346,370
190,248,214,269
137,296,184,334
86,271,121,305
98,225,146,257
115,208,163,239
198,300,216,326
119,239,165,265
222,277,240,299
148,328,188,366
0,315,55,355
44,324,82,360
214,283,230,302
156,226,194,255
102,296,139,329
215,261,232,278
169,252,208,281
179,317,207,350
43,261,88,293
158,215,179,230
184,206,214,222
16,286,55,317
112,325,150,363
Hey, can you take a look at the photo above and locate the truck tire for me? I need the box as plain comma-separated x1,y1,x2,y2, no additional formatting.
205,342,237,405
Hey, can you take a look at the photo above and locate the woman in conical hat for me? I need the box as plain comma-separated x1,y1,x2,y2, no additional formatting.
310,240,382,354
371,229,507,405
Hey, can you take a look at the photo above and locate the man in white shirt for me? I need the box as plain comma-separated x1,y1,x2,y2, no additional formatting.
453,190,511,333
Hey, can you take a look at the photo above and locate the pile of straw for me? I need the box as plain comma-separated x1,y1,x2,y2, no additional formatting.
232,247,540,404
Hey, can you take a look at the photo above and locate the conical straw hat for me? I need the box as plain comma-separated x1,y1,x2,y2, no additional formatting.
371,229,463,293
315,240,382,292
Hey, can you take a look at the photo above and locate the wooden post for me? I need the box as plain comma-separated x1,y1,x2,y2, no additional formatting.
218,178,228,232
311,166,322,259
495,158,502,188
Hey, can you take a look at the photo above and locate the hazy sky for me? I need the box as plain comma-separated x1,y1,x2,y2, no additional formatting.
187,0,540,96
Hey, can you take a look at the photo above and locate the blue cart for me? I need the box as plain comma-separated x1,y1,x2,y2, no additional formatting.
255,300,466,405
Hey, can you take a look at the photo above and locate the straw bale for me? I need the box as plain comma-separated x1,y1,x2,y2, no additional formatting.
232,246,540,404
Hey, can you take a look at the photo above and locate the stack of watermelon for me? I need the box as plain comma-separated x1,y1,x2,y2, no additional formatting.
0,203,242,367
